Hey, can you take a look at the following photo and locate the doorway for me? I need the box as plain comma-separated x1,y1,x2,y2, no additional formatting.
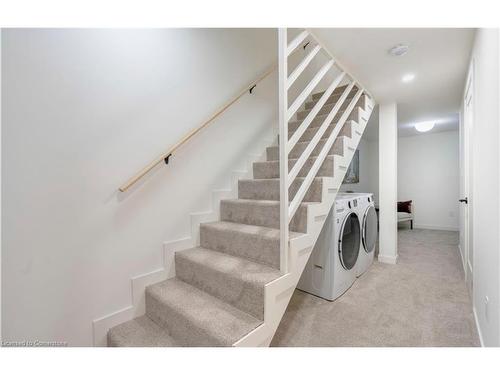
460,61,474,291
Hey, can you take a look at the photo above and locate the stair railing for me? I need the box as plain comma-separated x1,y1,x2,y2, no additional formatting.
278,28,367,273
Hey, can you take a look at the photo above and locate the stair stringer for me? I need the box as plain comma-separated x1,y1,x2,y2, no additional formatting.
234,96,375,347
184,134,277,246
92,133,275,346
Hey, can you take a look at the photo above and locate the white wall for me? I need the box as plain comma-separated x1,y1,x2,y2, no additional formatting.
466,28,500,347
1,29,278,345
398,131,460,231
340,137,379,202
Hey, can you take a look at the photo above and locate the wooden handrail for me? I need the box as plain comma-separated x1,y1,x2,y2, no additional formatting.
118,63,277,192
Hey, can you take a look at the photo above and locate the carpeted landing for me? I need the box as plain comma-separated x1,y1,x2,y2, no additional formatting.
271,228,480,347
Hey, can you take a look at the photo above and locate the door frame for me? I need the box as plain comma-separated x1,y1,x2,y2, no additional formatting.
461,59,474,287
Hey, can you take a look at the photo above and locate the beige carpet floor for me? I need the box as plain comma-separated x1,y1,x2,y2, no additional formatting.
272,228,480,347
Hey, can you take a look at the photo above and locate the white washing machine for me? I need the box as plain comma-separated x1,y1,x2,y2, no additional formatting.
297,195,361,301
338,193,377,277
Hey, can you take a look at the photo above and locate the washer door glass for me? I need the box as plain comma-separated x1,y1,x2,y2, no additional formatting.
363,206,378,253
339,212,360,270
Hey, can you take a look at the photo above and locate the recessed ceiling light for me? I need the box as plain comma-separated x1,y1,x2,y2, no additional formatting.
402,73,415,83
414,121,435,132
388,44,409,57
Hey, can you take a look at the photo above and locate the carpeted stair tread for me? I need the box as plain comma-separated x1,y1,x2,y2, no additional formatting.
288,110,360,133
311,84,357,100
305,90,357,110
176,246,281,319
146,278,261,346
253,154,337,179
201,220,287,239
238,177,323,202
286,119,356,140
220,198,311,232
107,316,177,347
288,110,346,132
200,221,300,268
300,92,366,119
282,121,356,146
297,98,352,120
268,136,345,161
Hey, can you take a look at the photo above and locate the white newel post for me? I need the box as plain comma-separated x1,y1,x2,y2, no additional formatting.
278,28,289,273
378,102,398,264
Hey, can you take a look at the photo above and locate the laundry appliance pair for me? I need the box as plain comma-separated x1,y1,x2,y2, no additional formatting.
297,193,378,301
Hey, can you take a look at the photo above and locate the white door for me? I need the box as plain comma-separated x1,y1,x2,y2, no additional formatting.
460,64,474,284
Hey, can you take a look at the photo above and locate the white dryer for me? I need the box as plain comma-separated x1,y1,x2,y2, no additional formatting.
297,195,361,301
338,193,377,277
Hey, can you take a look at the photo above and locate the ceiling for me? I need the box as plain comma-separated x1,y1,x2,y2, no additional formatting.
312,28,475,138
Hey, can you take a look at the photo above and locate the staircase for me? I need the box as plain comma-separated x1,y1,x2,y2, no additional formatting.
107,29,375,347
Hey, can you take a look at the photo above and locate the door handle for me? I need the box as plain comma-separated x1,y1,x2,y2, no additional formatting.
459,198,468,204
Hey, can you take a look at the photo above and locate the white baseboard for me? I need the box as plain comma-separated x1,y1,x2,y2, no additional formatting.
412,224,459,231
378,254,398,264
473,306,484,347
92,237,188,346
91,133,275,347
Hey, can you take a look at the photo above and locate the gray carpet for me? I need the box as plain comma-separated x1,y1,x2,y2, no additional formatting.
272,228,480,347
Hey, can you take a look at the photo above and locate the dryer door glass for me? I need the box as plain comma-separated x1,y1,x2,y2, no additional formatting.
339,212,360,270
363,206,378,253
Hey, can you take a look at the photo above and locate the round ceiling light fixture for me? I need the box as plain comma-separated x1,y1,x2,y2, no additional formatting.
402,73,416,83
414,121,435,132
388,44,409,57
